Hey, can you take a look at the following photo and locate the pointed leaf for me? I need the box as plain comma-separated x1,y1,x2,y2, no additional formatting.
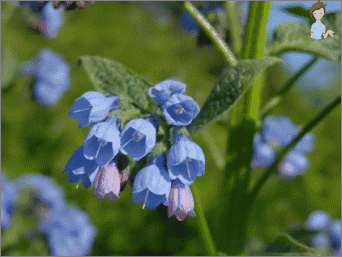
188,57,283,134
268,11,341,61
282,5,311,19
78,56,161,114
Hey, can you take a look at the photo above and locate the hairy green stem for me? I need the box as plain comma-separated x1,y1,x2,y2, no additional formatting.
179,1,237,67
260,56,319,119
191,184,217,256
249,95,341,204
224,1,242,55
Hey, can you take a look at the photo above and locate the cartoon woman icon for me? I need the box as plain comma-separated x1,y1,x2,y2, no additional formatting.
309,0,334,40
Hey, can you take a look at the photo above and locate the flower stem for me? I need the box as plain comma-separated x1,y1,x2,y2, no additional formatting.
249,95,341,204
260,56,319,120
191,184,217,256
224,1,242,55
179,1,237,67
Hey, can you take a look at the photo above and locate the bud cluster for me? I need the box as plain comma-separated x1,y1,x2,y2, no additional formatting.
64,79,205,221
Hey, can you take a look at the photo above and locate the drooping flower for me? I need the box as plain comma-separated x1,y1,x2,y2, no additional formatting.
311,232,332,250
69,91,120,128
83,116,121,166
63,145,100,189
163,94,200,126
93,161,121,202
306,210,331,231
132,154,171,210
120,118,156,161
167,179,196,221
167,133,205,185
43,205,97,256
1,174,18,229
148,79,186,105
328,220,341,249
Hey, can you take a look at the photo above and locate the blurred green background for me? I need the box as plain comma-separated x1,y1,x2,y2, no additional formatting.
1,1,341,255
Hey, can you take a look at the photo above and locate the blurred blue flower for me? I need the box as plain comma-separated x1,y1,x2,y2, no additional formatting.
29,48,70,106
311,232,332,250
294,132,316,153
69,91,120,128
148,79,186,105
167,133,205,185
17,173,66,213
306,210,331,231
19,1,48,12
132,154,171,210
93,161,121,202
83,116,121,166
167,179,196,221
251,133,275,169
163,94,200,126
120,118,156,161
1,174,18,229
43,205,97,256
328,220,341,249
278,151,309,179
41,1,64,39
63,145,100,189
180,13,199,36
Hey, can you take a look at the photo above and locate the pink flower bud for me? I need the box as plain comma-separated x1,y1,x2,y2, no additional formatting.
93,162,120,202
167,180,196,221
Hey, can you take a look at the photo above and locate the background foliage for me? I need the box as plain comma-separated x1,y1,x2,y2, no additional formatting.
1,1,341,255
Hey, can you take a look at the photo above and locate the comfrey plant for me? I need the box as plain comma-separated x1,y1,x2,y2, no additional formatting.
252,116,315,179
20,48,70,106
64,79,202,221
62,1,340,255
1,173,96,256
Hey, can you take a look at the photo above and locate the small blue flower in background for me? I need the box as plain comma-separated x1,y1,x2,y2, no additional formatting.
63,145,100,189
167,132,205,185
251,133,275,169
306,210,331,231
83,116,121,166
311,232,332,250
40,1,64,39
167,179,196,221
120,118,156,161
278,151,309,179
148,79,186,105
163,94,200,126
180,13,199,36
132,154,171,210
328,220,341,249
69,91,120,128
20,48,70,106
1,174,18,229
252,116,315,179
43,205,97,256
17,173,66,213
93,161,121,202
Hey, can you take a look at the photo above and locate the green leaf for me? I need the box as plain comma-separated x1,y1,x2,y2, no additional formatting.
187,57,283,134
282,5,312,20
268,11,341,61
78,56,160,114
1,47,18,88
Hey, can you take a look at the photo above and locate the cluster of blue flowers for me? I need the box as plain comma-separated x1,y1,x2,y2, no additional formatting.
305,210,341,255
251,116,315,179
65,79,204,221
1,173,96,256
20,48,70,106
19,1,64,39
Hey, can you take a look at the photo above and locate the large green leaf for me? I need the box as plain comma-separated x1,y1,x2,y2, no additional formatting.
78,56,160,114
282,5,312,20
187,57,283,134
268,11,341,60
